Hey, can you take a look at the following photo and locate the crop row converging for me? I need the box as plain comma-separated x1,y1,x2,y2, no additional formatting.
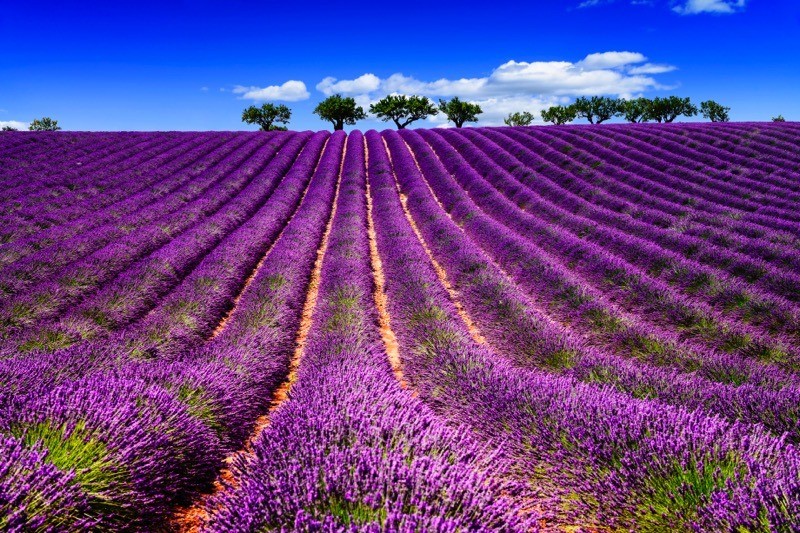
0,121,799,531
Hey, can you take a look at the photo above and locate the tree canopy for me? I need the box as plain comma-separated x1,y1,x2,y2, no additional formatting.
618,98,650,123
241,103,292,131
1,125,18,131
699,100,730,123
772,115,786,122
646,96,697,123
573,96,619,124
540,105,577,125
369,95,438,129
313,94,367,131
438,97,482,128
504,111,535,127
29,117,61,131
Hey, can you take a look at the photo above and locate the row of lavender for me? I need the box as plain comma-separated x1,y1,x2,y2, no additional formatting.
205,132,529,531
0,131,347,528
204,125,800,530
367,127,798,530
1,123,799,530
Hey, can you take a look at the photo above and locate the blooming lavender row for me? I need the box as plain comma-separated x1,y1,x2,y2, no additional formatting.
718,122,800,166
0,133,344,528
572,126,800,229
0,132,280,342
1,125,799,530
367,129,800,531
0,133,262,301
405,129,798,385
477,126,800,304
115,131,331,359
442,127,800,346
390,130,800,442
526,125,800,257
0,133,201,244
520,127,800,295
0,132,148,200
416,129,797,374
539,125,800,237
406,129,790,387
617,123,800,194
206,131,530,532
520,125,800,274
1,132,313,353
0,132,236,266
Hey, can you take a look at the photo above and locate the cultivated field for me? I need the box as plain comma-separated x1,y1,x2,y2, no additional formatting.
1,123,799,531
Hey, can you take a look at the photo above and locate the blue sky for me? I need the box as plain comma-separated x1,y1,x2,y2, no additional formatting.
1,0,798,131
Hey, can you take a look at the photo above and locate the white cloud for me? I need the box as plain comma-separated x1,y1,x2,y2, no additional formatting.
200,86,209,92
0,120,28,131
628,63,678,74
314,52,675,126
673,0,746,13
316,74,381,96
577,51,647,70
232,80,310,102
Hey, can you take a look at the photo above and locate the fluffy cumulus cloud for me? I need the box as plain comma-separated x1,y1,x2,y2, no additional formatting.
316,74,381,96
315,52,675,126
0,120,29,131
672,0,746,14
232,80,310,101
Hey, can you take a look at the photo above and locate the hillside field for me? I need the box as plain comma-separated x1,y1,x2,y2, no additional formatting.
1,123,800,531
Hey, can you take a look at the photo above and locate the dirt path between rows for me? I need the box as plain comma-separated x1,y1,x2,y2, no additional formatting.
171,138,344,533
382,137,487,346
364,140,407,390
208,138,330,340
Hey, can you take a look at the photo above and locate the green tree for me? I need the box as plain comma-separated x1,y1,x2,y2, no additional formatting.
772,115,786,122
369,94,438,129
504,111,535,127
241,103,292,131
1,125,18,131
700,100,730,122
619,98,651,123
573,96,620,124
313,94,367,131
645,96,698,123
438,97,482,128
29,117,61,131
540,105,577,125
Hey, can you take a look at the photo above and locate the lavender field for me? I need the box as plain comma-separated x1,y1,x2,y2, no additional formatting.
1,122,800,532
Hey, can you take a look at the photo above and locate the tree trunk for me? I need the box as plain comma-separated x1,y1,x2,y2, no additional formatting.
334,120,344,131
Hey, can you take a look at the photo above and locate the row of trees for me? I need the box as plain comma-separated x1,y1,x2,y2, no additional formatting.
4,105,789,134
243,94,482,131
539,96,730,125
2,117,62,131
242,94,740,131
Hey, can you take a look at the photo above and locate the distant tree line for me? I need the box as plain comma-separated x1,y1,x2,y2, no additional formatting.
539,96,731,125
234,94,752,132
6,99,791,134
240,94,483,132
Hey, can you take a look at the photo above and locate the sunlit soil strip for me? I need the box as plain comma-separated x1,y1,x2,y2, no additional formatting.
406,134,599,343
382,138,487,346
393,134,608,533
364,142,407,389
209,138,331,340
172,139,344,533
397,134,573,533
